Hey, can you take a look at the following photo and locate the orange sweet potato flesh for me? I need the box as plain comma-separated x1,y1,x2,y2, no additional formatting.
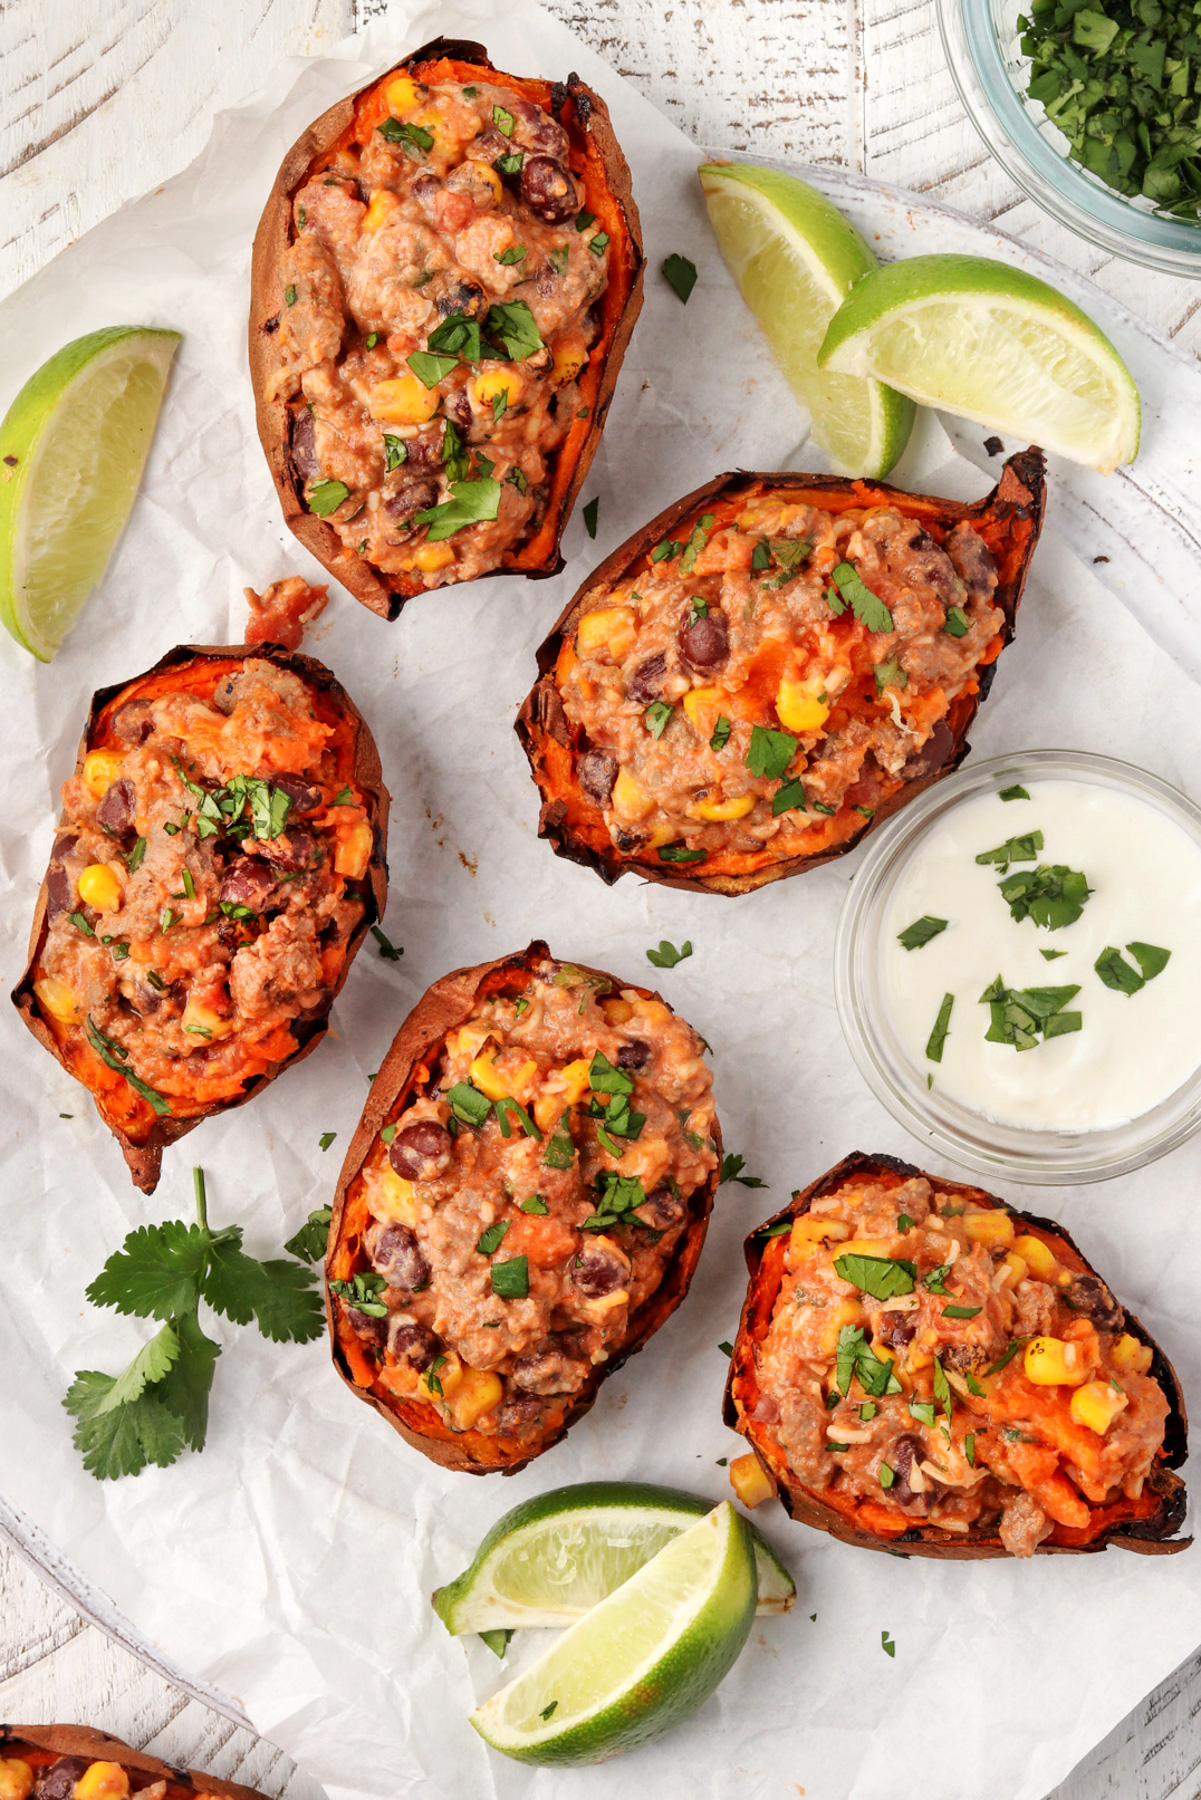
516,448,1047,895
724,1151,1189,1558
12,643,389,1195
0,1727,270,1800
326,939,721,1474
249,38,644,620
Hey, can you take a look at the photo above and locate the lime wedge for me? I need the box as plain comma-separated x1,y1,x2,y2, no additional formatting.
698,161,915,478
471,1500,756,1764
433,1480,794,1637
817,254,1139,473
0,326,181,660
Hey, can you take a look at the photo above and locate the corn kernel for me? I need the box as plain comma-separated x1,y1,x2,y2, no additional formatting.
533,1093,565,1134
729,1451,775,1509
463,158,503,203
558,1058,593,1105
842,1238,891,1258
552,334,589,387
73,1765,130,1800
1025,1336,1089,1388
690,791,755,822
419,1348,462,1402
1013,1233,1058,1282
374,1167,418,1228
182,998,234,1043
370,374,441,421
600,997,634,1025
78,862,122,912
788,1216,851,1258
473,369,523,410
451,1366,504,1429
34,976,82,1024
963,1209,1016,1249
83,748,125,798
334,819,373,878
1003,1251,1029,1283
819,1295,864,1357
470,1052,537,1102
775,677,830,735
611,768,652,821
0,1760,34,1800
1111,1332,1153,1376
383,74,422,115
579,1288,628,1319
682,685,723,729
362,189,400,233
1070,1379,1129,1435
577,606,637,661
414,542,454,573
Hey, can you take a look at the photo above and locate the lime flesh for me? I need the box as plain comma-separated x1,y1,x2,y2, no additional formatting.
699,162,914,478
470,1501,757,1765
433,1480,794,1635
817,254,1139,473
0,326,181,660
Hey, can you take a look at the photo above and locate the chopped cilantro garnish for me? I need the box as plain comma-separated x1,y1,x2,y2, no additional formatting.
826,561,893,632
645,700,673,739
661,253,698,302
975,830,1044,870
999,783,1029,801
926,991,954,1063
646,938,691,968
308,479,350,516
898,915,948,951
746,725,797,782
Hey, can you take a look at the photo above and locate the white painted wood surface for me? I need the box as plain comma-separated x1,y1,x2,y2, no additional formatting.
2,2,1199,1797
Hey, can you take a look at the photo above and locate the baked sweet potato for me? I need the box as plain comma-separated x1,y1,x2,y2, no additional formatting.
327,940,720,1474
0,1727,269,1800
725,1151,1188,1558
516,449,1046,894
13,643,388,1193
250,37,644,619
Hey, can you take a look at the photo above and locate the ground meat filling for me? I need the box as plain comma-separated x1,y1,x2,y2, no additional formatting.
266,70,611,589
337,957,717,1440
558,498,1005,869
754,1176,1170,1556
2,1753,215,1800
31,660,373,1121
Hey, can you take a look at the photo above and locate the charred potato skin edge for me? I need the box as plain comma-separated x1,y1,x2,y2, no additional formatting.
11,641,390,1194
515,448,1047,895
249,37,645,620
326,938,720,1474
724,1149,1189,1558
0,1726,271,1800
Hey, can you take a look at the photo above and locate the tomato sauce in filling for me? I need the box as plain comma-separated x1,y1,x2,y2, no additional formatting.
333,957,716,1442
0,1749,220,1800
266,70,613,588
754,1176,1169,1555
557,496,1004,871
31,658,373,1135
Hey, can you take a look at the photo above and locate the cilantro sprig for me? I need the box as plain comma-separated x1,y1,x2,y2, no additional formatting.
64,1169,323,1479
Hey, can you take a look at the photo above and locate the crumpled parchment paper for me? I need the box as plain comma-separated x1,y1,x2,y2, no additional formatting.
1,4,1199,1798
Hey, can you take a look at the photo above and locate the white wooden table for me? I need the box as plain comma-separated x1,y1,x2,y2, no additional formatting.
2,2,1199,1795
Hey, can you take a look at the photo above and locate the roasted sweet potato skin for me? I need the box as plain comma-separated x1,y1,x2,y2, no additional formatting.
516,449,1046,895
249,37,644,620
12,642,389,1195
0,1727,269,1800
724,1151,1188,1558
327,940,720,1474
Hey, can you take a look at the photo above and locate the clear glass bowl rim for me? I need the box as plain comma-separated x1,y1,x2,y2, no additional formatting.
833,748,1201,1184
936,0,1201,279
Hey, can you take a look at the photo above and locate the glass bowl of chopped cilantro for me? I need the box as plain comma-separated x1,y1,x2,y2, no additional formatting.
938,0,1201,274
833,750,1201,1183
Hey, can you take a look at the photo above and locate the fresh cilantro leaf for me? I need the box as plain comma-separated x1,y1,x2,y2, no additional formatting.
371,923,403,960
492,103,515,136
85,1017,172,1117
874,661,908,696
658,843,707,863
932,1356,953,1421
495,244,528,267
710,716,732,752
330,1272,388,1317
285,1207,333,1263
382,434,407,474
480,1628,513,1659
589,232,610,256
308,479,351,517
882,1630,896,1658
494,1096,541,1140
583,496,599,538
477,1220,511,1256
926,992,954,1063
202,1239,324,1343
908,1399,936,1426
414,477,501,541
548,245,569,275
835,1325,902,1398
662,253,698,302
975,830,1044,870
319,1131,337,1152
127,836,147,872
679,513,715,575
965,1431,976,1466
770,778,805,816
1040,948,1067,961
428,314,482,362
718,1340,734,1357
445,1081,492,1128
484,300,544,361
155,1307,221,1451
719,1153,767,1188
998,864,1091,931
407,350,458,389
646,938,692,968
942,1304,982,1319
378,117,433,152
645,699,673,739
834,1253,916,1300
1095,945,1145,994
520,1194,549,1214
87,1220,210,1321
898,915,948,951
543,1111,576,1169
879,1462,896,1489
981,976,1082,1048
999,784,1030,801
64,1372,187,1480
491,1254,529,1299
746,725,797,782
983,1337,1028,1378
896,1213,915,1233
943,606,970,637
1128,940,1171,979
828,561,893,632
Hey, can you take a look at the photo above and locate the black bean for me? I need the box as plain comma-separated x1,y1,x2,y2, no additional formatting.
495,1395,544,1433
110,699,155,744
388,1319,439,1369
272,775,323,815
472,127,512,163
512,1346,589,1394
385,474,440,522
367,1222,430,1292
616,1039,649,1071
348,1307,388,1344
578,747,618,806
508,97,570,159
262,825,317,872
573,1241,627,1299
887,1433,936,1511
219,856,280,912
291,407,318,481
520,155,579,224
47,834,79,919
97,777,137,841
626,653,667,705
678,608,728,671
35,1759,91,1800
877,1309,918,1349
388,1121,453,1181
902,718,955,781
430,273,489,321
945,522,998,597
634,1180,685,1232
1064,1274,1124,1333
443,385,473,430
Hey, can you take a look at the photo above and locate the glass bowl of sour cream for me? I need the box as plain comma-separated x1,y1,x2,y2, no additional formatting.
835,750,1201,1183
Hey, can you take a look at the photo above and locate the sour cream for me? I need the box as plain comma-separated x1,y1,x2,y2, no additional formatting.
880,778,1201,1132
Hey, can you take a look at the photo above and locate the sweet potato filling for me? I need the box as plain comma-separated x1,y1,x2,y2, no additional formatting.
329,954,716,1444
749,1174,1169,1556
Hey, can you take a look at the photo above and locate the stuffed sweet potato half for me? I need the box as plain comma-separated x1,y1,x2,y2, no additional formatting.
725,1152,1188,1558
13,644,388,1193
517,449,1046,894
327,941,720,1473
250,38,644,619
0,1727,268,1800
